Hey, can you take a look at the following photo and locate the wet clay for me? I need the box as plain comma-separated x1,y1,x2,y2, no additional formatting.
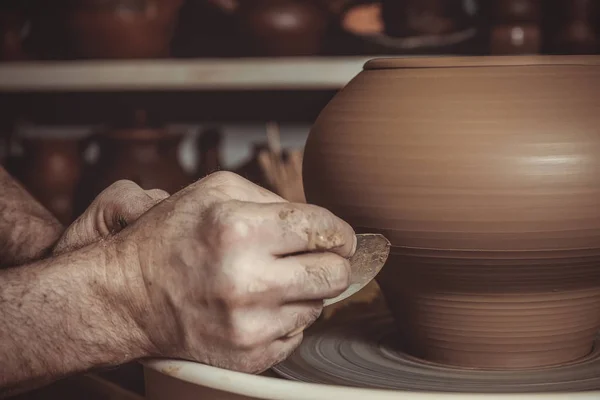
302,55,600,369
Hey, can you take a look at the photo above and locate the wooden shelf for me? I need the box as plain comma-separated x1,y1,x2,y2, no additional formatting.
0,57,376,92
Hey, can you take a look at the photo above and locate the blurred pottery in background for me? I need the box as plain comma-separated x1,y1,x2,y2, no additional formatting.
66,0,183,59
381,0,471,37
237,0,329,56
196,127,223,178
332,0,479,56
18,136,83,225
77,111,190,213
171,0,241,58
303,56,600,369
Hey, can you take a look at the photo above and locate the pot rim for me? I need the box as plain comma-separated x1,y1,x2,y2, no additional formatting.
364,55,600,71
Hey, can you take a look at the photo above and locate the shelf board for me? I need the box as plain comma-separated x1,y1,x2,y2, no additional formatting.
0,57,375,92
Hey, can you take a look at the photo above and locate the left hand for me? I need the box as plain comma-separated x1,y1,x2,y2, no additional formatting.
53,180,169,255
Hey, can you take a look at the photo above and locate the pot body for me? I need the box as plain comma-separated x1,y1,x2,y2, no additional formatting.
78,129,190,211
237,0,328,56
19,138,83,225
302,56,600,369
67,0,183,59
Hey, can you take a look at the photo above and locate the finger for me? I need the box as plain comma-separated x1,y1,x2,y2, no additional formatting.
99,183,166,232
233,202,357,257
275,301,323,340
271,252,351,303
269,333,304,368
232,333,303,374
145,188,170,201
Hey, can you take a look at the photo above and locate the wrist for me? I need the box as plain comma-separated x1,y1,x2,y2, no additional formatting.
87,238,157,361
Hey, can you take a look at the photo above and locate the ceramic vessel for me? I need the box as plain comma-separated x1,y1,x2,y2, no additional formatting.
78,126,190,211
18,137,83,225
66,0,183,59
380,0,470,37
237,0,328,56
333,0,479,56
302,56,600,369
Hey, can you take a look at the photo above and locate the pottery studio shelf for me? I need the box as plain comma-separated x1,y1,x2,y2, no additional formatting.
0,57,373,92
0,57,379,123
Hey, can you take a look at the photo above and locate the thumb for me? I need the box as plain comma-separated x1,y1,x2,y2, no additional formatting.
109,188,170,231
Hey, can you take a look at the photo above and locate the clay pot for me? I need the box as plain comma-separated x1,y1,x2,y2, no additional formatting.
302,56,600,369
18,138,83,225
331,0,480,56
196,127,223,178
380,0,470,37
78,127,190,211
237,0,329,56
66,0,183,59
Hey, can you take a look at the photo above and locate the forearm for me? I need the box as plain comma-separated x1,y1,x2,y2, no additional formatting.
0,167,64,267
0,240,151,398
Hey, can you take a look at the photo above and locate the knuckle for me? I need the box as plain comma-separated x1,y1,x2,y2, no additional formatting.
298,304,323,328
227,316,264,351
107,179,141,193
205,170,245,187
206,202,250,247
214,273,254,309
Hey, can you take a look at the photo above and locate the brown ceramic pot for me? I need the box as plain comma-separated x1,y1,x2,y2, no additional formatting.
237,0,328,56
302,56,600,369
19,138,83,225
78,127,190,211
66,0,183,59
380,0,470,37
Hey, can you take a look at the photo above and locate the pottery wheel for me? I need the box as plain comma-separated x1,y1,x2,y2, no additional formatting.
273,312,600,393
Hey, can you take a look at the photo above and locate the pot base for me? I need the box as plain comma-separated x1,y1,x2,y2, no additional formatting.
377,256,600,370
274,311,600,393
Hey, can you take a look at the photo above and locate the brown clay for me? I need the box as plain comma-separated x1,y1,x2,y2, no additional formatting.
237,0,328,56
66,0,183,59
302,55,600,369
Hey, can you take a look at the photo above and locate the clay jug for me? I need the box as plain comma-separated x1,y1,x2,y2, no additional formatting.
303,56,600,369
66,0,183,59
237,0,329,56
79,126,190,209
196,127,223,178
18,137,83,225
381,0,469,37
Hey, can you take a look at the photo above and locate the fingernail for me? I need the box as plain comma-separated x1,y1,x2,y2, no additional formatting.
117,215,128,230
351,234,358,256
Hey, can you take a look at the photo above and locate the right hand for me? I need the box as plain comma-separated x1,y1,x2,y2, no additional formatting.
115,171,356,373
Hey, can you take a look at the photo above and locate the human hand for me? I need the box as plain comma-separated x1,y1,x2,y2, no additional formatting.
53,180,168,255
114,171,356,373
